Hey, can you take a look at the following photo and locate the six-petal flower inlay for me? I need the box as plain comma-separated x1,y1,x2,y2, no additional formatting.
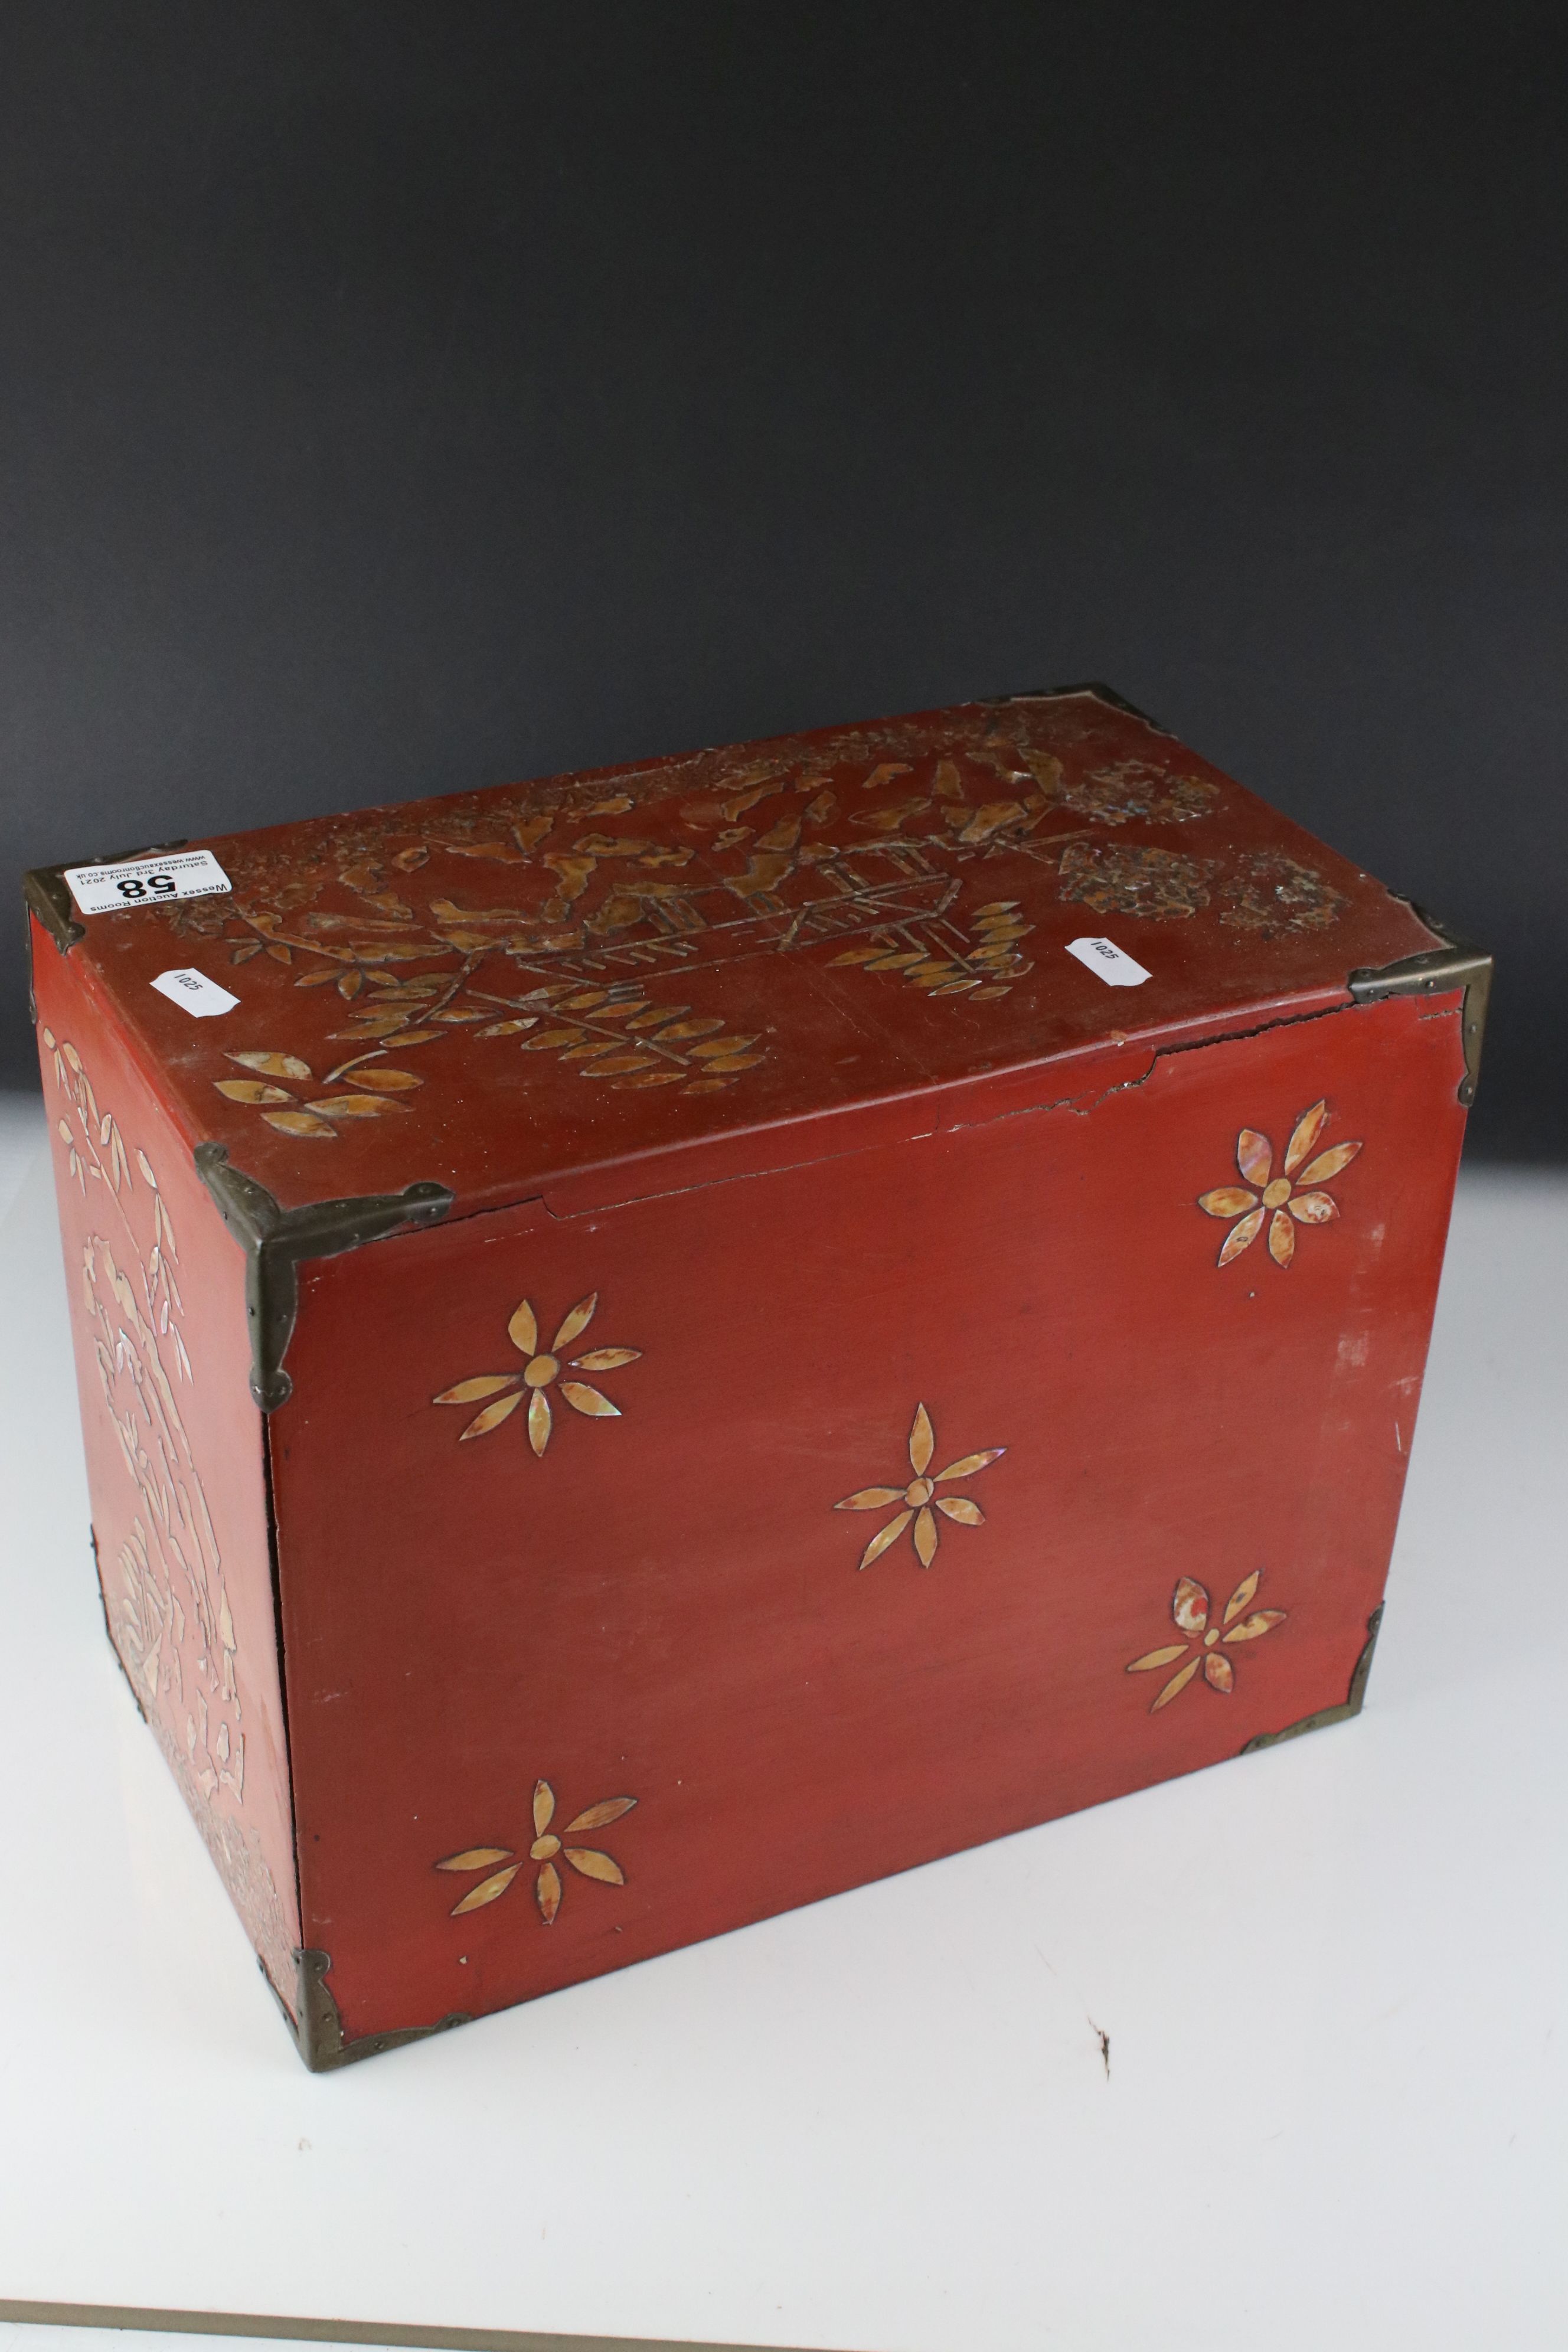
835,1402,1005,1569
436,1779,638,1925
1198,1097,1363,1269
1125,1572,1287,1710
433,1291,641,1455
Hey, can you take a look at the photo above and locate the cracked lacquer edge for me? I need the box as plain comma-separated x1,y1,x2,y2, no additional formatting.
1349,902,1492,1107
510,993,1367,1231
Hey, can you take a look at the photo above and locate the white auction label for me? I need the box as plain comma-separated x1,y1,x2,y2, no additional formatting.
1065,935,1152,988
150,967,240,1019
64,848,231,916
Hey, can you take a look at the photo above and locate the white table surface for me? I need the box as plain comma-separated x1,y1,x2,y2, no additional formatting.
0,1094,1563,2352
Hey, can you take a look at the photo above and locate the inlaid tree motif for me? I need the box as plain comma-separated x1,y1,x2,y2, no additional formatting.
41,1025,296,1992
1198,1098,1363,1268
1057,839,1216,920
1125,1572,1287,1711
436,1780,637,1926
433,1292,641,1456
835,1403,1005,1569
161,698,1348,1152
829,899,1035,1001
214,1048,424,1141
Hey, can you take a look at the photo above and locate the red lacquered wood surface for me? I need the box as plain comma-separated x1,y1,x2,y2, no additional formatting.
267,988,1466,2044
32,920,300,1994
41,690,1445,1219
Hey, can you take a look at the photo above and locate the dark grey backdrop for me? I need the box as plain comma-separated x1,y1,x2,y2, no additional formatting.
3,4,1563,1152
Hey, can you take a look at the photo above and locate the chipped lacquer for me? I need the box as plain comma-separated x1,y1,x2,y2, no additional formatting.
27,687,1485,2064
1125,1572,1288,1710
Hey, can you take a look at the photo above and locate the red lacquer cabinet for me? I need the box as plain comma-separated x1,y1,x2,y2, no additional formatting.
25,687,1489,2067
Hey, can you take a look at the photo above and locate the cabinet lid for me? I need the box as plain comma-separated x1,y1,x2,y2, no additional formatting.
29,688,1455,1220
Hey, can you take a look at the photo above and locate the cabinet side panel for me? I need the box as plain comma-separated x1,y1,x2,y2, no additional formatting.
30,917,300,1997
272,988,1467,2044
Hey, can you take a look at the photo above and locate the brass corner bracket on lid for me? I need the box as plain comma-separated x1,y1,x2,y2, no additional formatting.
23,840,192,958
992,681,1175,734
1349,904,1492,1107
193,1144,454,1409
22,867,86,957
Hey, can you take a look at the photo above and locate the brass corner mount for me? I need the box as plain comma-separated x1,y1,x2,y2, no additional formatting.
194,1144,453,1410
1243,1604,1384,1754
264,1949,470,2072
1350,904,1492,1107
